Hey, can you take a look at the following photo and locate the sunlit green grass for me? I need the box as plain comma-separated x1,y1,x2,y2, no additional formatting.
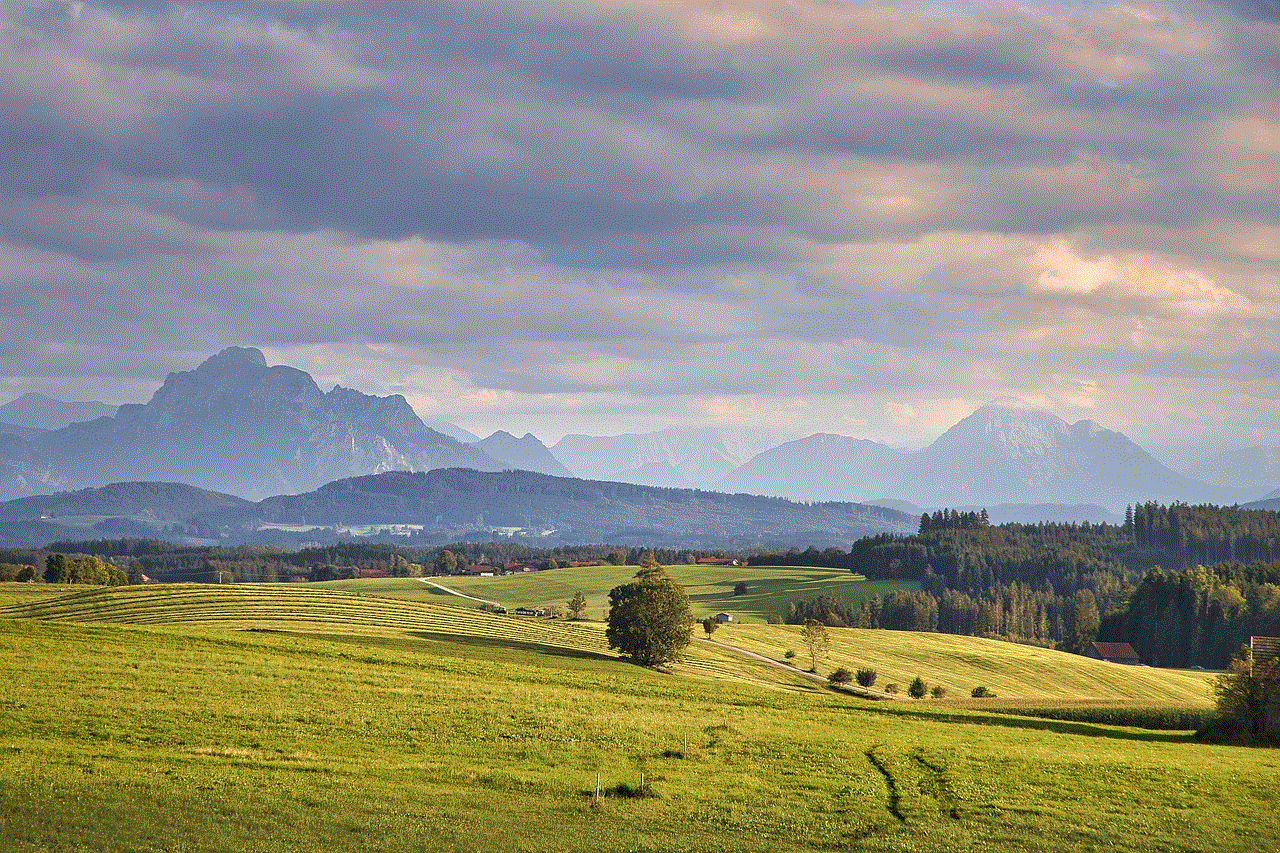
0,582,1270,852
326,564,915,623
712,623,1216,705
0,615,1275,853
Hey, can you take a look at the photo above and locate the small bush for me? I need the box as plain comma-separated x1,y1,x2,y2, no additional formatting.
884,683,899,694
766,615,783,625
971,686,995,698
930,685,947,699
828,667,853,686
855,668,877,688
784,649,796,660
733,581,748,596
908,676,927,699
607,781,658,799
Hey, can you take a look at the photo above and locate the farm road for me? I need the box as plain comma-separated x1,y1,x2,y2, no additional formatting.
698,637,900,700
417,577,501,608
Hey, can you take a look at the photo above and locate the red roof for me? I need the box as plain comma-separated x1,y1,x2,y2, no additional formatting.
1251,636,1280,665
1090,642,1139,662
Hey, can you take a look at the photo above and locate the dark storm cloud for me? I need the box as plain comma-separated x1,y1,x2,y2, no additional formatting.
0,0,1263,266
1205,0,1280,22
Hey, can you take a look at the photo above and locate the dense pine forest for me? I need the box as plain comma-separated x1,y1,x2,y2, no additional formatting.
7,502,1280,667
760,504,1280,667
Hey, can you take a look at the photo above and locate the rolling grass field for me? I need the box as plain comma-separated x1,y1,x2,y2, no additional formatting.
1,580,1275,852
321,564,917,623
715,623,1216,705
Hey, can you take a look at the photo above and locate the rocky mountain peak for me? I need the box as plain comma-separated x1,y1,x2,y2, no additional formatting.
933,403,1071,459
149,347,322,411
202,346,268,369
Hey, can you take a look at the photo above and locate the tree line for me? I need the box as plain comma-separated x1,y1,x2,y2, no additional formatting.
772,503,1280,666
0,539,735,585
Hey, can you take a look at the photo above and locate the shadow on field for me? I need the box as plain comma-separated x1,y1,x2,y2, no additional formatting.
409,631,618,663
871,705,1194,744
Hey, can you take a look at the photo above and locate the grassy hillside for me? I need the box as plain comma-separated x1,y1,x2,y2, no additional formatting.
713,624,1215,705
332,564,915,623
0,582,1267,852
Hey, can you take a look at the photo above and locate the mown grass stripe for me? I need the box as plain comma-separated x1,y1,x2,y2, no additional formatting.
0,584,610,655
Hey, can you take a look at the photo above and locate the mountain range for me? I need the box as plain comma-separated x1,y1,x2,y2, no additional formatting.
0,349,1267,521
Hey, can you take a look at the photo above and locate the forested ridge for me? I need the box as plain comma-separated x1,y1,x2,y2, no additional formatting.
760,504,1280,667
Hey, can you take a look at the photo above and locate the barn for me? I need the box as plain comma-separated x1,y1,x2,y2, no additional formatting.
1085,641,1140,665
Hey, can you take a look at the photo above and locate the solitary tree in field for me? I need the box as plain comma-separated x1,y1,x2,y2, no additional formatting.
606,555,693,666
702,616,718,638
856,668,877,688
567,591,587,620
908,676,928,699
799,619,830,673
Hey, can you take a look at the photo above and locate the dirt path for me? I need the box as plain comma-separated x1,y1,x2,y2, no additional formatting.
697,636,900,700
416,577,501,608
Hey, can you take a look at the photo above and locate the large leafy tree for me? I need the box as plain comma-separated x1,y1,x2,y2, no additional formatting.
1214,646,1280,743
606,553,693,666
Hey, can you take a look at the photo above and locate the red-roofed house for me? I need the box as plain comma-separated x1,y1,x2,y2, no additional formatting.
1086,642,1141,665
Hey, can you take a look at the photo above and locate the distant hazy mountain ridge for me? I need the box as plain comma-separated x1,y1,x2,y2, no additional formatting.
0,392,117,430
903,404,1208,510
552,427,790,489
0,347,504,500
473,431,573,478
717,404,1230,512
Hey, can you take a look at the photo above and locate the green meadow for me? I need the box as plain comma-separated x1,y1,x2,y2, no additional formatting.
0,581,1275,852
324,563,916,623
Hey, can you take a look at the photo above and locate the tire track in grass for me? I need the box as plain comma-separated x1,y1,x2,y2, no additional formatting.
912,751,960,820
864,746,905,823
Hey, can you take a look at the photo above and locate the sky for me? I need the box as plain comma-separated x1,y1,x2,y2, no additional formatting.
0,0,1276,463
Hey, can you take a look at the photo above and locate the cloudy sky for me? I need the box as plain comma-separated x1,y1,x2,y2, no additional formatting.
1,0,1276,462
